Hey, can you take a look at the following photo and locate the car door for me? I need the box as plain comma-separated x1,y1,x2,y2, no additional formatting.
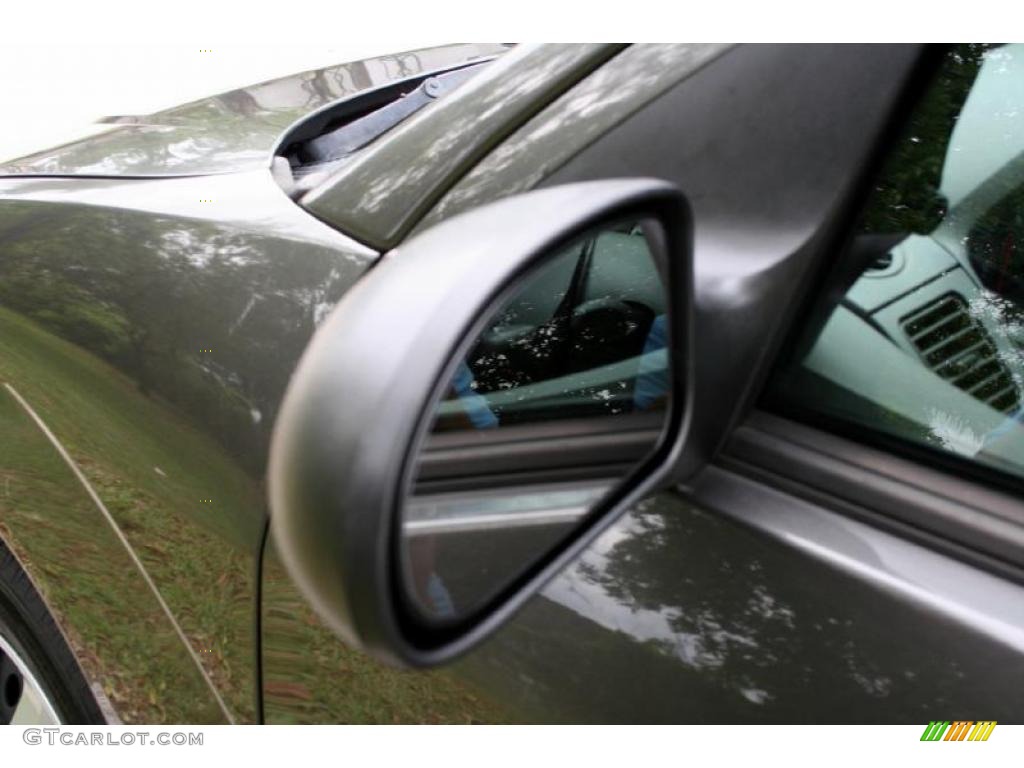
263,44,1024,723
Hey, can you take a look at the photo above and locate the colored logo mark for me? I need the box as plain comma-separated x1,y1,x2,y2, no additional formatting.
920,721,996,741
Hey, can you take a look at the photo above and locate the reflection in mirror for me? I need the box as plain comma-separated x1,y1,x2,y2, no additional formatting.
400,220,672,625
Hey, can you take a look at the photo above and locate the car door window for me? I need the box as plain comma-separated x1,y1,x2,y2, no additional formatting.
767,44,1024,480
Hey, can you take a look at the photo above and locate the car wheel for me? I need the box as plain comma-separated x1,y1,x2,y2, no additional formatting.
0,539,105,724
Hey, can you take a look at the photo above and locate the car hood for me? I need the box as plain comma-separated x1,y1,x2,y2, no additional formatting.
0,44,504,179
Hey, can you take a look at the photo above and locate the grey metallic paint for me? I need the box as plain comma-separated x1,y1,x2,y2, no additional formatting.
0,165,375,721
302,44,625,249
0,43,1019,724
0,44,504,178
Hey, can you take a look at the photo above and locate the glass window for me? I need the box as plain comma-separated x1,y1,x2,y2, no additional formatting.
768,44,1024,480
404,220,672,622
429,221,670,433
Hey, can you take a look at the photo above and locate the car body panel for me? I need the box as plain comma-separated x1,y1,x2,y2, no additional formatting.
260,541,514,723
262,43,1024,724
0,381,228,722
2,42,1022,725
258,45,725,721
414,43,732,235
301,43,626,249
0,167,375,722
0,44,504,178
447,481,1024,722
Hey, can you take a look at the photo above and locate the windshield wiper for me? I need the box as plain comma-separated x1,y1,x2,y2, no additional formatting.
297,62,487,166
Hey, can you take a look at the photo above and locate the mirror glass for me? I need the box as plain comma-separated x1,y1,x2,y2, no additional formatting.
399,219,673,624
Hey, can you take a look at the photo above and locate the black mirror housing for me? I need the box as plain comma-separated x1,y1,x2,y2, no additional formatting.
268,179,693,667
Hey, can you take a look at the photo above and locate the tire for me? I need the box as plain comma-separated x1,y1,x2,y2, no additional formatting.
0,538,105,724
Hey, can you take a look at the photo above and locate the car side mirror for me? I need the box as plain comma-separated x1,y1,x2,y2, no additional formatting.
268,180,692,667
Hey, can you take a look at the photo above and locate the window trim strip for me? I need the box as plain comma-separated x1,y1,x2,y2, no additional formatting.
720,410,1024,583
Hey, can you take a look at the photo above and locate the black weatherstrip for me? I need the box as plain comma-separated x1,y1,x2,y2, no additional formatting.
720,411,1024,586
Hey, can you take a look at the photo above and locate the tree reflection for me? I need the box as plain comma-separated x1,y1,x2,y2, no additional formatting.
0,45,502,177
0,201,360,473
452,491,1024,722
